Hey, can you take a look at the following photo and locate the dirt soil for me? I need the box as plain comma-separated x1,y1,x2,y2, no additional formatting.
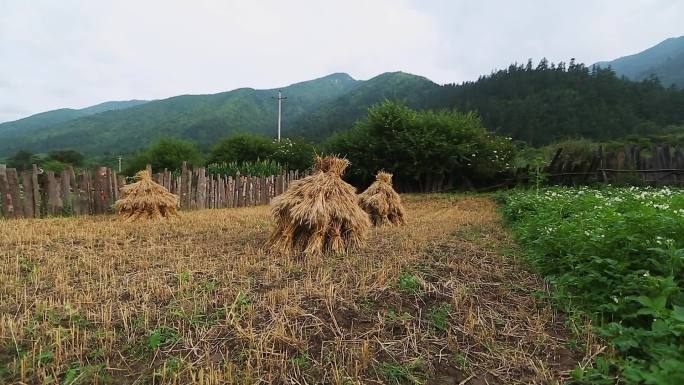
0,195,583,384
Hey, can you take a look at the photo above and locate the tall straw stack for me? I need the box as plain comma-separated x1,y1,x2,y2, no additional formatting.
268,155,371,256
358,171,406,226
115,170,179,221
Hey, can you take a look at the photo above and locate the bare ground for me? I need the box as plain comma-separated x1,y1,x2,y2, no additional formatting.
0,195,585,384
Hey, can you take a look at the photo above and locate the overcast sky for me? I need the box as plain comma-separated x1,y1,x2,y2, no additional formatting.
1,0,682,123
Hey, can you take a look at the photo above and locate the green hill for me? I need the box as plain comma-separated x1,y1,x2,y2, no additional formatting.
594,36,684,88
3,55,684,157
290,72,443,139
0,100,148,137
0,74,359,156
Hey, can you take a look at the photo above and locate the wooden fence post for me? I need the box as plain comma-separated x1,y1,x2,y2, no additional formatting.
61,167,72,212
46,171,63,215
21,170,35,218
6,168,24,218
235,172,242,207
0,165,13,218
31,164,40,216
180,162,190,209
197,167,207,209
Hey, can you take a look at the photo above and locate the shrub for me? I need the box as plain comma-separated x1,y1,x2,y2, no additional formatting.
325,100,514,191
125,138,203,175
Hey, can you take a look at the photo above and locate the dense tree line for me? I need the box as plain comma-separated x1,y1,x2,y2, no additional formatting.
439,59,684,145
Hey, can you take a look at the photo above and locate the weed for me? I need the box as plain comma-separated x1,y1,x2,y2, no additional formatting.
148,326,180,350
378,360,426,385
289,352,312,369
428,303,451,333
451,352,469,372
61,363,110,385
383,309,413,325
397,272,421,295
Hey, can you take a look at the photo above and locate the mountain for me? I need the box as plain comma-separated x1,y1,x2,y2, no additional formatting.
594,36,684,88
0,100,149,138
0,72,390,156
290,72,443,139
3,61,684,157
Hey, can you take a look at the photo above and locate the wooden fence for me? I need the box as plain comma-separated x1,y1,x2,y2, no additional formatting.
0,162,302,219
506,144,684,187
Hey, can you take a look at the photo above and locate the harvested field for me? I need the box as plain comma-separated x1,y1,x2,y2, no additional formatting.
0,195,584,384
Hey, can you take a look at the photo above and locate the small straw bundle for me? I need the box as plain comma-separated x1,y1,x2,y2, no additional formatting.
268,155,371,256
358,171,406,226
115,170,180,221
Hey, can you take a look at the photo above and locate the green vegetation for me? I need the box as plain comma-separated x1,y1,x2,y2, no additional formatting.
444,60,684,146
291,71,444,140
5,64,683,159
6,149,85,173
0,73,359,156
397,272,422,295
326,100,514,190
377,360,426,385
501,187,684,384
209,133,276,164
209,133,315,171
124,138,203,174
0,100,148,139
206,160,284,177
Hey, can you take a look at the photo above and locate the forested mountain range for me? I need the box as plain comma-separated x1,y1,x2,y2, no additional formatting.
0,73,359,156
2,37,684,157
441,60,684,146
0,100,148,139
594,36,684,89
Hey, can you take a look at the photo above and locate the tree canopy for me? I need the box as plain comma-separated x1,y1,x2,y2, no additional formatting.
326,101,514,191
125,138,203,174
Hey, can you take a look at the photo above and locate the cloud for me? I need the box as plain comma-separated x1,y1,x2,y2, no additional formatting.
0,0,682,123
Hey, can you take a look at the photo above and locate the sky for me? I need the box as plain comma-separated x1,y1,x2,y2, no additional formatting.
0,0,682,123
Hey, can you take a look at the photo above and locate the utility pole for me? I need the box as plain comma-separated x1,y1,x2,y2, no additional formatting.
273,90,287,142
117,155,123,173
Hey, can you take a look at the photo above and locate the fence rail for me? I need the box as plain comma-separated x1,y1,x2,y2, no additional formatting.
0,162,302,219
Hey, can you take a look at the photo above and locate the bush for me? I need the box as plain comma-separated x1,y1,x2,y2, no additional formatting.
210,133,316,171
325,100,514,191
209,133,275,164
125,138,203,175
270,138,316,171
46,149,84,167
6,150,39,171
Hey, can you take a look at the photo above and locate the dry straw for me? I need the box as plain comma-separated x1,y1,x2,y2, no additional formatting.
358,171,406,226
268,155,371,256
115,170,179,221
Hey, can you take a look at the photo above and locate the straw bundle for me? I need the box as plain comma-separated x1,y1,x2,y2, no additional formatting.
115,170,179,221
358,171,406,226
268,155,371,256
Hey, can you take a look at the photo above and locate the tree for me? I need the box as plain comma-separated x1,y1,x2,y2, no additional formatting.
209,133,317,171
6,150,39,171
209,133,275,164
125,138,203,175
47,149,84,166
326,100,514,191
270,138,316,171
